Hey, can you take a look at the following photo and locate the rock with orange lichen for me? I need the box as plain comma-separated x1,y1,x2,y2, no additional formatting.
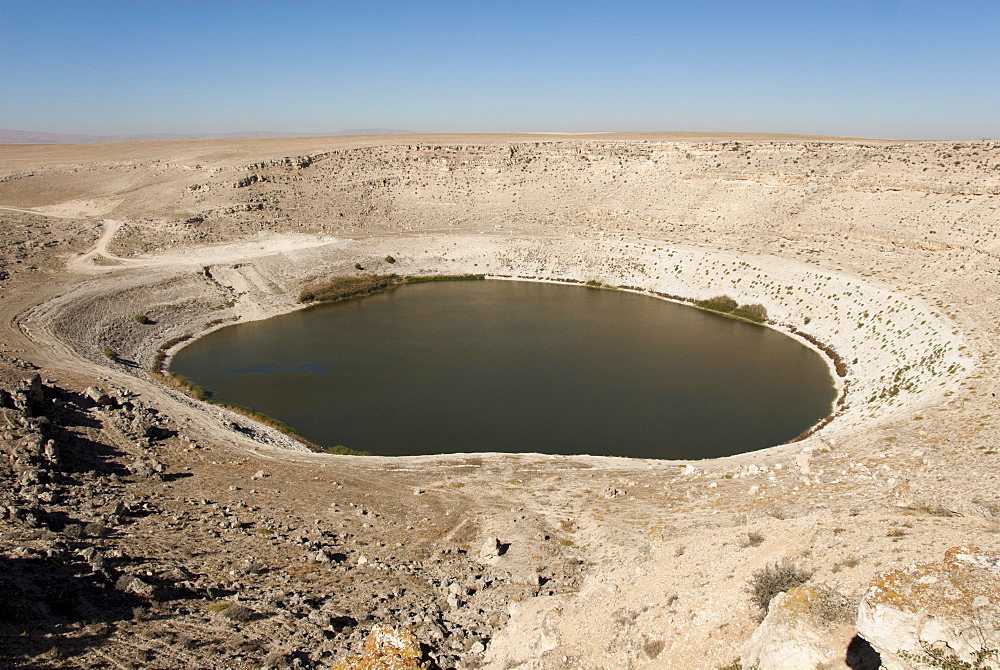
857,546,1000,670
743,584,858,670
332,625,428,670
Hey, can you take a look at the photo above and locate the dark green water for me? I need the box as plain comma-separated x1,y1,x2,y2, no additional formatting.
171,280,836,459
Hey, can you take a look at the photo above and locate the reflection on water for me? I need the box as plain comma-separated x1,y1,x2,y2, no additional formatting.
172,280,836,459
230,362,330,375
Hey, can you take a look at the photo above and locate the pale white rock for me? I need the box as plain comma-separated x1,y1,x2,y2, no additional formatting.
480,536,503,558
481,595,570,670
857,546,1000,670
796,446,814,475
743,585,855,670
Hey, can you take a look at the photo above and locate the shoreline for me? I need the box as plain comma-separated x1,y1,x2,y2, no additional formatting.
487,274,847,445
163,272,842,459
21,231,968,462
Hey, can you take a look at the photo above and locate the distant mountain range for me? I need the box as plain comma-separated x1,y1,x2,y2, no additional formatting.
0,128,416,145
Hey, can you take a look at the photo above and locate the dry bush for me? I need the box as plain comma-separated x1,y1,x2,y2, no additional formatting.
748,559,812,613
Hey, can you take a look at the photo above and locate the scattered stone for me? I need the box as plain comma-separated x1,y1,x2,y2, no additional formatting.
128,457,165,479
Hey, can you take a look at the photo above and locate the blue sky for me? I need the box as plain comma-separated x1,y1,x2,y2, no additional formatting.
2,1,997,139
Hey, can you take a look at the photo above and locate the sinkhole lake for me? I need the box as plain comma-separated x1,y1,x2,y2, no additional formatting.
171,280,836,459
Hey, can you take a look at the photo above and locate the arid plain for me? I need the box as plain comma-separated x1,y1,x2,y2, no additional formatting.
1,133,999,669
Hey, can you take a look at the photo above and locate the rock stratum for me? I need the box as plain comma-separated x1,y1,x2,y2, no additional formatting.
0,132,999,669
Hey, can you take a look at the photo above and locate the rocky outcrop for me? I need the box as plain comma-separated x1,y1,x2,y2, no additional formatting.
743,584,858,670
332,625,425,670
858,546,1000,670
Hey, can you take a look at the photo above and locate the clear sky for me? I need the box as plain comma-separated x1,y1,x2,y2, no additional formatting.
2,0,997,139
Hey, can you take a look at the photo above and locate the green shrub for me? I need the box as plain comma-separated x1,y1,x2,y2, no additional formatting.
354,262,364,270
166,372,210,401
585,279,604,288
900,644,1000,669
298,274,403,303
102,347,119,362
385,255,396,264
299,273,486,303
403,274,485,284
733,303,768,322
134,314,149,324
322,445,371,456
697,295,739,313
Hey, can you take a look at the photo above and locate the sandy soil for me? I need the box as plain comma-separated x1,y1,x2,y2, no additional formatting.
0,132,999,669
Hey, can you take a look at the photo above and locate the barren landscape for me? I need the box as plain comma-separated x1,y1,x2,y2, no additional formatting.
1,132,999,669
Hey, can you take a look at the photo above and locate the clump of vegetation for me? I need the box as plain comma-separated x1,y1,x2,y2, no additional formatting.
403,273,485,284
299,273,487,304
384,255,396,263
62,524,84,539
222,404,300,435
643,639,665,659
165,372,210,401
354,262,364,270
733,303,768,322
322,444,371,456
747,559,812,614
298,274,404,303
207,602,255,622
900,644,1000,670
811,587,855,623
698,294,738,313
696,295,769,323
741,531,765,548
585,279,604,288
831,555,860,572
102,347,119,362
152,333,195,374
84,522,106,537
134,313,150,324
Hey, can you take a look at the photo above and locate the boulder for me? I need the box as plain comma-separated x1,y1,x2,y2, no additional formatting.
332,624,424,670
85,386,112,406
743,584,857,670
116,574,158,599
857,546,1000,670
480,536,503,559
22,373,45,406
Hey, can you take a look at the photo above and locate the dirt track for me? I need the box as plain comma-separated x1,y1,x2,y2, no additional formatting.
1,133,999,669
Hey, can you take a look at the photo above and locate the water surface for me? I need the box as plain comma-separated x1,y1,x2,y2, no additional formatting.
171,280,836,458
